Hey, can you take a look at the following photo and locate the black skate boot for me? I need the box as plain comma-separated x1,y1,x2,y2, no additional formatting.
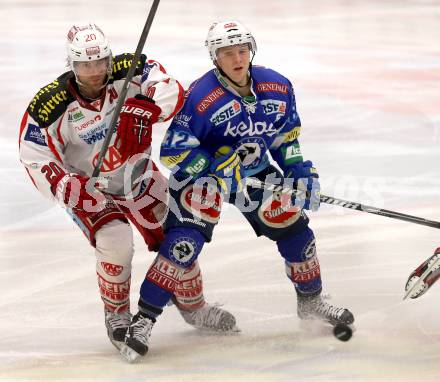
120,312,155,363
297,293,354,326
104,309,132,350
177,302,238,332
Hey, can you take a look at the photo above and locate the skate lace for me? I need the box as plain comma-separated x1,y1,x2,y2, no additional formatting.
316,301,345,320
187,303,227,328
106,311,132,330
130,316,154,345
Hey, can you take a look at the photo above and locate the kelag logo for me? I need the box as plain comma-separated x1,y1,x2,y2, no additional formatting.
223,116,278,137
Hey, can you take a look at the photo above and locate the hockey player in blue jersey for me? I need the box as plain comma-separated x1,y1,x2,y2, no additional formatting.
120,20,355,362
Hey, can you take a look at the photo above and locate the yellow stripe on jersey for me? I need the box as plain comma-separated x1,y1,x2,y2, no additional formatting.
161,150,190,168
216,153,239,172
284,126,301,143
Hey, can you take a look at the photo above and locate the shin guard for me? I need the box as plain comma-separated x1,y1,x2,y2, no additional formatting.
173,260,205,310
277,227,322,295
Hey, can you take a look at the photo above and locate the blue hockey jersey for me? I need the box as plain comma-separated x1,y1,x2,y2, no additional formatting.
160,65,304,180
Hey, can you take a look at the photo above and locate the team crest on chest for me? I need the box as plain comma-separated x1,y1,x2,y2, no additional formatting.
235,137,266,169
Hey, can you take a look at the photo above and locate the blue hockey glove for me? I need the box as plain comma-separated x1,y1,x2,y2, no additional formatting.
285,160,320,211
210,146,244,193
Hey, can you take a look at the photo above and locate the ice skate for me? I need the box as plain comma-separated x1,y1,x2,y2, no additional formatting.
104,309,132,350
120,312,155,363
177,302,238,332
297,294,354,326
404,248,440,299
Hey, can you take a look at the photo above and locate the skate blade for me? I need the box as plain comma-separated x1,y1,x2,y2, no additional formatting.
403,257,440,300
120,344,143,363
229,325,241,333
194,324,241,335
216,324,241,334
403,277,427,300
109,338,124,351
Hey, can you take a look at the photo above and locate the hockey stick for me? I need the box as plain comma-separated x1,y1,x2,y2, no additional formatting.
245,177,440,229
92,0,161,179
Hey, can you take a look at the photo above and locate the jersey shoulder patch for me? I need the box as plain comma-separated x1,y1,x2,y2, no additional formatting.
111,53,147,81
186,70,227,115
27,71,74,128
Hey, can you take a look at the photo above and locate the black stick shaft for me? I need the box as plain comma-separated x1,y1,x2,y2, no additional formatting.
319,194,440,229
92,0,161,178
246,178,440,229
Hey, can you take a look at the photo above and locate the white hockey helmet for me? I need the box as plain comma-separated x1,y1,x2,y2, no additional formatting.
205,20,257,62
66,23,111,64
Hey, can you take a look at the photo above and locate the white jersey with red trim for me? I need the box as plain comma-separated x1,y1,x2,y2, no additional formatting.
19,53,184,200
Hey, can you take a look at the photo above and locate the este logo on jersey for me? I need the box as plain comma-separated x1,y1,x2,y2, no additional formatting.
210,100,242,126
261,99,286,116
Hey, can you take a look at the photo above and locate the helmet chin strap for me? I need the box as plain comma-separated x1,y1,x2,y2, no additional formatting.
216,52,255,88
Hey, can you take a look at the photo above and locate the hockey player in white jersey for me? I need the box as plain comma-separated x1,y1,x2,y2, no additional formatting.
120,20,354,362
18,23,236,353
